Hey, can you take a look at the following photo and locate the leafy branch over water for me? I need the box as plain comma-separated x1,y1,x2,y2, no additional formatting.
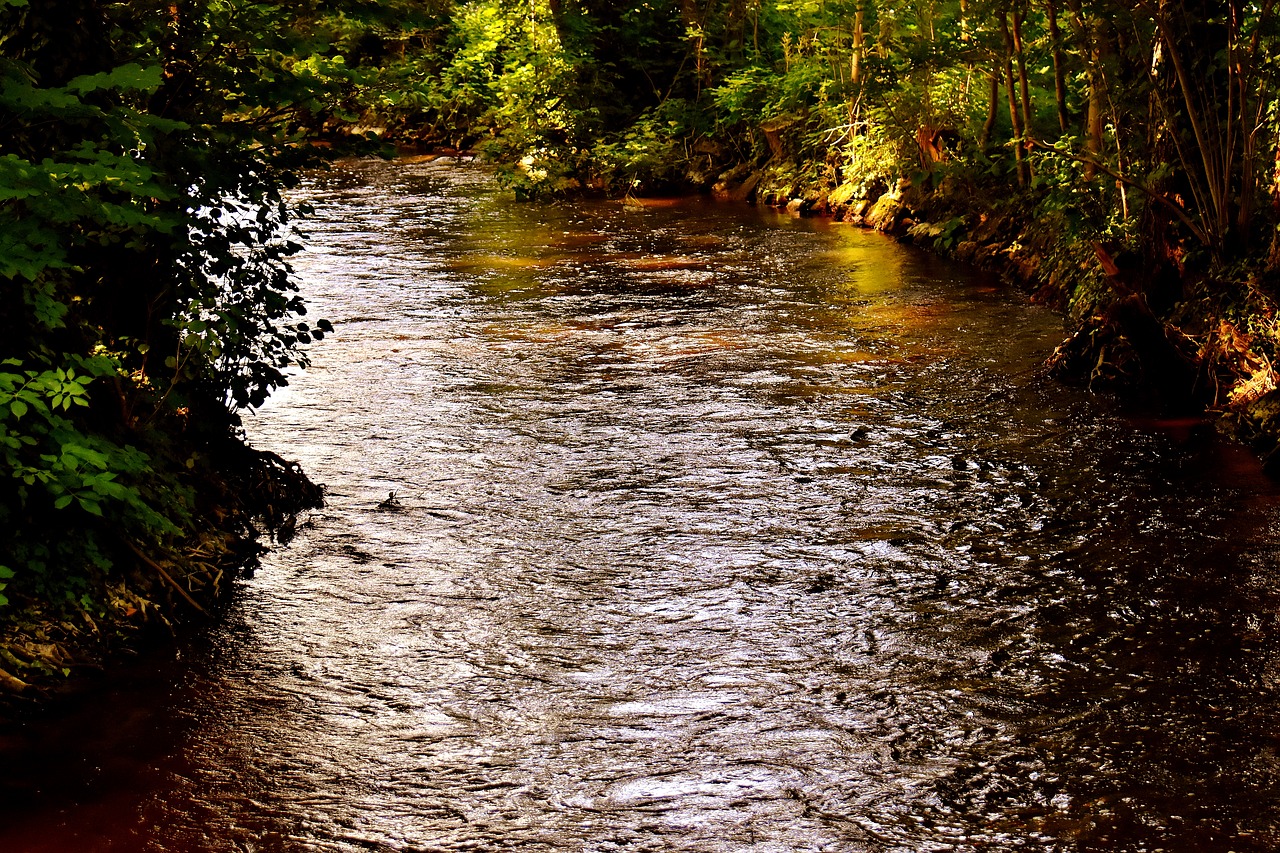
0,0,341,695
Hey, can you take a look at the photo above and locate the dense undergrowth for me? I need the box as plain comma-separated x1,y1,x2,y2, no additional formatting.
0,0,346,703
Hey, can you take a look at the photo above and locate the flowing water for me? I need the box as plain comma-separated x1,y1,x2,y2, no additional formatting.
4,158,1280,852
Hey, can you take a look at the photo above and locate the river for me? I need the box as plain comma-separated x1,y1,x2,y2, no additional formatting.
4,157,1280,851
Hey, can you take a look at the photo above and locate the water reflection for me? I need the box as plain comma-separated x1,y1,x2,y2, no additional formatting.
2,158,1280,852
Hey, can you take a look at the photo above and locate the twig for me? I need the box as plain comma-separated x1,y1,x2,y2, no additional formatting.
122,540,208,615
1026,138,1210,245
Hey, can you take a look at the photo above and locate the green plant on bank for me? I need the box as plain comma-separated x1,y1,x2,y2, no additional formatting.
0,0,348,690
591,98,715,194
433,0,595,197
311,0,1280,281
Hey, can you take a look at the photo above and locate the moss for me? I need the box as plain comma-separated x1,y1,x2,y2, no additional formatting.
828,181,859,208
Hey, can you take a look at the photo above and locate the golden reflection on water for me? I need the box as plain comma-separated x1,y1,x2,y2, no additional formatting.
446,253,561,271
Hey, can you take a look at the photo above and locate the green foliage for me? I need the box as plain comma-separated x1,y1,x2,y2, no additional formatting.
0,356,181,523
0,0,336,635
591,98,713,194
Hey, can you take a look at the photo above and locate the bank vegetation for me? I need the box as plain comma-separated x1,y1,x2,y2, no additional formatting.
313,0,1280,452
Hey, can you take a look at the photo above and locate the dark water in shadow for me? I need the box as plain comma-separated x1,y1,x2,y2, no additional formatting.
3,157,1280,852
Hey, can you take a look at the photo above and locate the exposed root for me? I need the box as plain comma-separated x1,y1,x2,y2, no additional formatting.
122,540,208,616
1195,319,1280,409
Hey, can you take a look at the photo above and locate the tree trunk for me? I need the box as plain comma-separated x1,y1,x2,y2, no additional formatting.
981,69,1000,150
1000,11,1028,186
1045,0,1069,133
1231,0,1277,237
681,0,707,96
1065,0,1106,179
852,4,865,84
1011,4,1034,139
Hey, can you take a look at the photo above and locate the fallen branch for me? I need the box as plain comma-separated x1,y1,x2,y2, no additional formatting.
0,666,30,693
122,540,208,616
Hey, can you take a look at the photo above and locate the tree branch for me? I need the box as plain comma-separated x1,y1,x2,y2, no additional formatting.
122,539,208,615
1028,139,1210,245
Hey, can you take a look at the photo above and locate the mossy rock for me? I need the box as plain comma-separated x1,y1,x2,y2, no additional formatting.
828,181,859,207
865,192,905,231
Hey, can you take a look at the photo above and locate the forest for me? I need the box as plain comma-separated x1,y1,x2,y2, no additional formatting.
2,0,1280,697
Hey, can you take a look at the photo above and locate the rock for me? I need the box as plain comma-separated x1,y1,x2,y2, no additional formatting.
1004,247,1042,285
864,192,905,232
828,182,859,207
712,168,761,203
974,244,1002,267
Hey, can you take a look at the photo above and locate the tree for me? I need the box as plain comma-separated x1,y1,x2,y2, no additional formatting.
0,0,334,687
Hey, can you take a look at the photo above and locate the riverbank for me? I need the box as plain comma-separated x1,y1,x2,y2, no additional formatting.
697,155,1280,477
0,0,340,710
0,441,323,714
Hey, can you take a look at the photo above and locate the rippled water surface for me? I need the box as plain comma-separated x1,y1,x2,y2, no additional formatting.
5,158,1280,852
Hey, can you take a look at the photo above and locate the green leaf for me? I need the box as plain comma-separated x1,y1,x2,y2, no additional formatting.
54,495,74,509
10,399,28,418
66,64,164,95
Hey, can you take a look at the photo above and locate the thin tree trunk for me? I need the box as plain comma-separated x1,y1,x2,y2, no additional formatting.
852,4,865,84
681,0,707,96
1000,11,1028,186
1012,4,1034,138
1153,7,1226,244
1065,0,1105,178
1045,0,1069,133
1272,130,1280,220
981,69,1000,149
1232,0,1276,235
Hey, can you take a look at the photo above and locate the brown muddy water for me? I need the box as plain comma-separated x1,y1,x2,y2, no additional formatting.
3,158,1280,852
